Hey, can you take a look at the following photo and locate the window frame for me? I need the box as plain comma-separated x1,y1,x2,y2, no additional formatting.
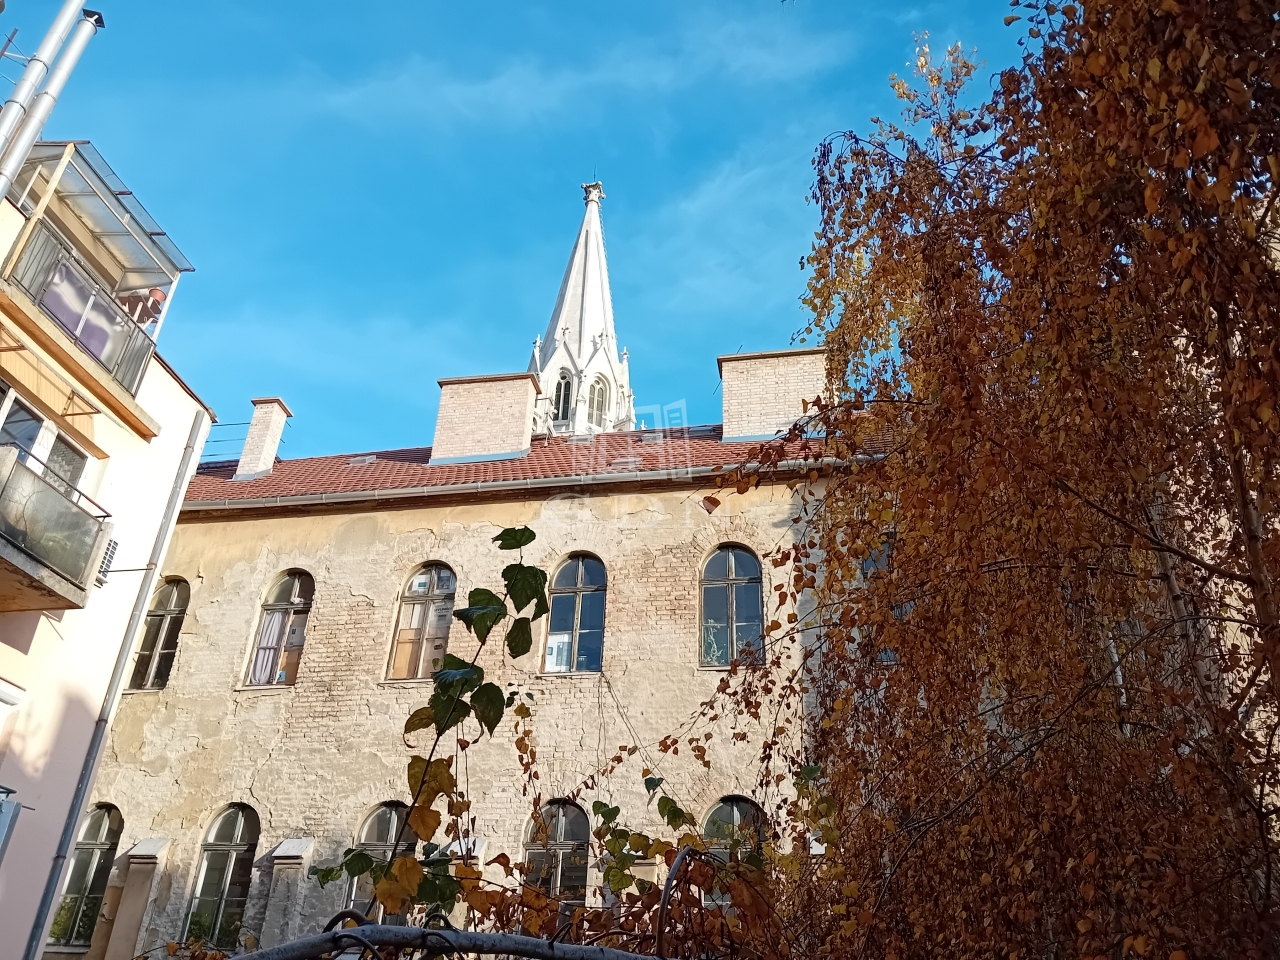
346,802,414,916
700,795,766,907
524,800,589,918
587,377,609,429
543,555,607,674
699,545,764,667
386,564,457,681
553,371,572,423
246,571,314,687
0,381,90,495
183,805,260,951
47,804,123,947
129,578,189,690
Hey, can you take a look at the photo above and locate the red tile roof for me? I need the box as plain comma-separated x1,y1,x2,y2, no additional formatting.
184,425,812,509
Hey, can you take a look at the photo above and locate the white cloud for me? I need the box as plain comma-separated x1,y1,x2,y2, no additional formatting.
279,12,851,132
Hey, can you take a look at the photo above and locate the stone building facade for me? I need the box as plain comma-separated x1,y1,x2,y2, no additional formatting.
60,186,825,959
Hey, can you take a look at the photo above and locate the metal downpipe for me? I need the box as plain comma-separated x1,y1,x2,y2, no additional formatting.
0,0,83,161
21,408,208,960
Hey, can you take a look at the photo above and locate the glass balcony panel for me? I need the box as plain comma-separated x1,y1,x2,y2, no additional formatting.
41,261,94,337
0,451,103,587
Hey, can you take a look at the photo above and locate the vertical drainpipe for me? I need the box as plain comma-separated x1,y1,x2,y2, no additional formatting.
0,0,84,162
0,9,104,200
22,409,209,960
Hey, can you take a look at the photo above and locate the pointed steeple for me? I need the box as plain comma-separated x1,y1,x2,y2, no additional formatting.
530,182,634,435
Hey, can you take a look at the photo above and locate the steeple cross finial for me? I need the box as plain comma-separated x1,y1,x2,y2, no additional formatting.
582,181,605,205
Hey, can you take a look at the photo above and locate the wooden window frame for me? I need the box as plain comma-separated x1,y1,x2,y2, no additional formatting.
183,805,259,951
386,564,456,681
129,578,189,690
544,555,607,674
246,572,313,687
699,546,764,667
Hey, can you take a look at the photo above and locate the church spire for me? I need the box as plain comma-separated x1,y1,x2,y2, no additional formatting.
530,182,634,435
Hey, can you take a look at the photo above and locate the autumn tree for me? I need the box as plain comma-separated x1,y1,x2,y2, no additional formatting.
744,0,1280,957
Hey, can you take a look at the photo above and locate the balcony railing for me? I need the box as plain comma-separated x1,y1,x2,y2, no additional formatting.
9,222,156,396
0,443,107,589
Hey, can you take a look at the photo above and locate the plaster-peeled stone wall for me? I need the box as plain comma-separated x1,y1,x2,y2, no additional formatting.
89,479,802,952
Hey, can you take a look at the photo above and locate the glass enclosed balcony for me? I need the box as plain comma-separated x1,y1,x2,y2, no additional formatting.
0,442,108,611
1,142,193,396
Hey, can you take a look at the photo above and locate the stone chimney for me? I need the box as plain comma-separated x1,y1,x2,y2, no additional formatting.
432,373,540,464
233,397,292,481
718,348,826,441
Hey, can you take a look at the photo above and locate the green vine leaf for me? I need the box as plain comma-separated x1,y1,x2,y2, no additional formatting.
506,617,533,658
493,526,536,550
470,682,505,736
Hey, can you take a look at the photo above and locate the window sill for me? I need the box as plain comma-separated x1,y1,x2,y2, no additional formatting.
43,947,90,955
233,683,295,694
119,686,163,695
536,671,603,679
377,678,436,688
697,664,732,672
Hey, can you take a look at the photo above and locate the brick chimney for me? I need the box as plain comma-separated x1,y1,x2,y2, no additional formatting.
718,348,826,441
432,373,540,464
233,397,292,481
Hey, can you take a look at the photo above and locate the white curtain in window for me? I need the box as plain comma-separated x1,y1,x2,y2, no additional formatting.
249,611,286,685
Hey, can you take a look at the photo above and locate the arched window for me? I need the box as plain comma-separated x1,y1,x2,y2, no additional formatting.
700,546,763,666
184,805,260,950
347,803,413,915
387,564,456,680
47,804,123,946
129,579,189,689
525,801,588,920
247,571,314,686
553,372,572,423
701,796,765,907
587,378,609,429
545,555,606,673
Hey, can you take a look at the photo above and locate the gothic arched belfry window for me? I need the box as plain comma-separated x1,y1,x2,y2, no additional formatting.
588,377,609,429
553,371,572,423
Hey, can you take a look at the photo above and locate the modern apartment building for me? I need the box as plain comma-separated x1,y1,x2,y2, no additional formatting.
0,140,210,958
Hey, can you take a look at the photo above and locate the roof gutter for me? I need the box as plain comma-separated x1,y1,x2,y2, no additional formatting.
181,458,847,515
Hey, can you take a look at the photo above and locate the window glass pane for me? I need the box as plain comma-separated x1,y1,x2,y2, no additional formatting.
574,629,603,672
406,570,432,595
170,579,191,609
433,567,455,593
730,549,761,580
103,806,123,842
293,573,315,604
577,591,605,631
545,632,572,672
702,585,730,666
266,577,295,604
703,549,729,580
0,400,42,458
558,804,589,842
733,583,763,659
579,557,606,587
214,902,245,950
284,611,308,649
388,635,418,680
130,618,162,689
152,645,178,688
195,848,232,897
558,848,588,900
248,611,286,685
63,846,95,897
549,594,576,633
552,559,580,589
185,898,219,945
426,596,453,639
525,849,553,894
225,850,255,901
44,436,86,495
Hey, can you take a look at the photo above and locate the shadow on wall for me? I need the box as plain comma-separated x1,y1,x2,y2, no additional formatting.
0,684,98,949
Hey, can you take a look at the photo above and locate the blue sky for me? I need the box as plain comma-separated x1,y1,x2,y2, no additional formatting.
16,0,1018,459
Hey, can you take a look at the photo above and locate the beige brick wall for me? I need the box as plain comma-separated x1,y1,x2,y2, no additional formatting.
234,398,291,481
720,348,826,440
90,479,805,952
432,374,538,462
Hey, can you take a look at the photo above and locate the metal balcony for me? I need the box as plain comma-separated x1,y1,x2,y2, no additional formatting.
0,442,109,611
10,221,156,394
